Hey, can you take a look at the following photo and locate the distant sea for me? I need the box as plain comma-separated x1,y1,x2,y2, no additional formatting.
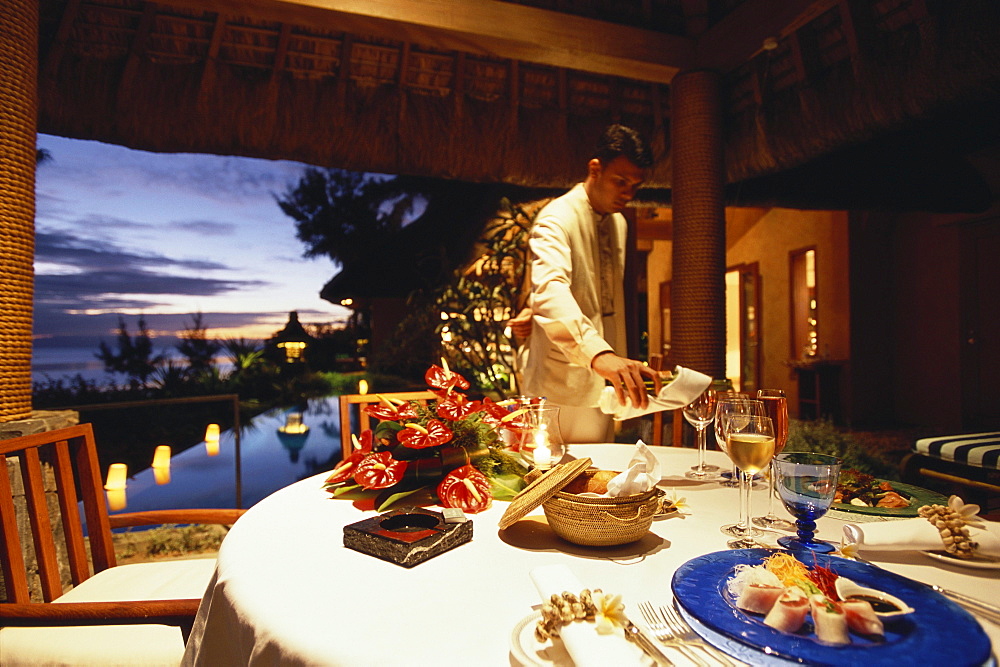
31,346,230,386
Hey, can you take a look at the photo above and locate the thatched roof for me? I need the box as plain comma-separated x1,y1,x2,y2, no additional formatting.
37,0,1000,211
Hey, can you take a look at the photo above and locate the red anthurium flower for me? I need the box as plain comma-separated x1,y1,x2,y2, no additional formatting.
398,419,453,448
324,431,376,485
363,395,420,422
354,451,407,489
437,393,482,421
437,465,492,513
424,364,470,392
477,396,508,427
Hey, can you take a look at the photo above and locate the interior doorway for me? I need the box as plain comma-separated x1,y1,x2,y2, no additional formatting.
725,263,760,393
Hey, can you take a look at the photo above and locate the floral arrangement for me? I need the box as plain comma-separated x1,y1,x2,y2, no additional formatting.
323,363,531,513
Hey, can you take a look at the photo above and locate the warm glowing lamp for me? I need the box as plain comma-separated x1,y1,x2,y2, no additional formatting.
278,412,309,435
205,423,221,456
152,445,171,484
105,463,128,510
532,426,552,470
358,379,369,395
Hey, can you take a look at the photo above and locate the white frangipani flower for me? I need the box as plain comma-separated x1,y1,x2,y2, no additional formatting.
592,592,627,634
948,495,984,528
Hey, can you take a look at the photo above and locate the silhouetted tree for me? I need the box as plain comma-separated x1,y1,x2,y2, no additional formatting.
177,312,221,375
275,168,427,269
96,316,165,389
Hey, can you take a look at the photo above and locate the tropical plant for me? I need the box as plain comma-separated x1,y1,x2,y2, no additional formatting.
433,197,545,397
96,316,166,390
275,168,427,269
176,312,221,377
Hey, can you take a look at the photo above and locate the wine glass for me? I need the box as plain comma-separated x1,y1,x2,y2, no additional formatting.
683,389,719,479
752,389,795,531
724,415,775,549
715,398,766,538
773,452,842,553
713,395,760,489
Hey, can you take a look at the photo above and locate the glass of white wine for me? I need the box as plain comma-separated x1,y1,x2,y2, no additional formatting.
724,414,775,549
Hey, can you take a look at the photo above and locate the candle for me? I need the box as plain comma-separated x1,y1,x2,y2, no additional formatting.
105,463,128,510
205,423,220,456
533,427,551,470
358,379,369,395
152,445,171,485
105,488,127,511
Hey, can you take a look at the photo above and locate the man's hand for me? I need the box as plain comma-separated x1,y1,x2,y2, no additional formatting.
591,352,657,409
507,307,533,339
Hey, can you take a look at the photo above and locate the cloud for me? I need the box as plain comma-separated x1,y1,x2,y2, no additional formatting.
167,219,237,236
35,228,231,273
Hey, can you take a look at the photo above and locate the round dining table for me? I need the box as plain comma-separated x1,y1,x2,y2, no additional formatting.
181,444,999,666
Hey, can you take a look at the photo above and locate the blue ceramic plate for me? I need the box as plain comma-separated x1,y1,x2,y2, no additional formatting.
671,549,992,666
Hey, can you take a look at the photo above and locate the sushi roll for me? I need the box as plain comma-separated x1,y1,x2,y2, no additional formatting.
763,587,810,633
736,584,785,614
810,595,849,645
841,599,885,637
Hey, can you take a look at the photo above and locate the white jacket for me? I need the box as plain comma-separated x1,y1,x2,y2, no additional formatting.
522,183,627,407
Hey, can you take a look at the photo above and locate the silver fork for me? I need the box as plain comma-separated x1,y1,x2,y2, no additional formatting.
636,601,710,666
659,604,740,667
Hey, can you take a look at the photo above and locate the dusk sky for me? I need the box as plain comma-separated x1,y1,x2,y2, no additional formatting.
33,133,351,372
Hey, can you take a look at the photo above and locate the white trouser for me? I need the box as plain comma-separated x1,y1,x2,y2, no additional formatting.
548,403,614,444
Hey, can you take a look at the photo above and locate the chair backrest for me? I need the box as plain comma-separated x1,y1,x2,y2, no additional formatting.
338,391,437,460
647,355,683,447
1,424,115,604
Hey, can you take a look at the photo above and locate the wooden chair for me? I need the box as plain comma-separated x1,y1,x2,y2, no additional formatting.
0,423,244,665
339,391,437,459
648,354,683,447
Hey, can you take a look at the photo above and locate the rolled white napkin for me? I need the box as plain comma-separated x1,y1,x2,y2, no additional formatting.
598,365,712,420
529,564,642,667
843,518,1000,557
605,441,661,497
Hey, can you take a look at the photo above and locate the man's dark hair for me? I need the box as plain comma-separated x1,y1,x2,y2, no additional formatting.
592,124,653,168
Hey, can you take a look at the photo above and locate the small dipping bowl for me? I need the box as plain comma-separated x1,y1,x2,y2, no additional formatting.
835,576,916,618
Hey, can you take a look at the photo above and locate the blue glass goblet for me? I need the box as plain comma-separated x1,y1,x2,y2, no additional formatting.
773,452,842,553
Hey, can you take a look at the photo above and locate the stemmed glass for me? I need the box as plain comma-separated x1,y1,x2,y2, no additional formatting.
716,397,767,538
683,389,719,479
724,415,775,549
752,389,795,531
773,452,842,553
714,395,761,489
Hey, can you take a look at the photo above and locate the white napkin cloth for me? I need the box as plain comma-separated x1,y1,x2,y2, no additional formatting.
605,441,661,497
598,365,712,420
529,564,642,667
843,518,1000,557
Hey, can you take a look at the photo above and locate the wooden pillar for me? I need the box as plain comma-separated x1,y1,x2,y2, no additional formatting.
0,0,38,422
669,70,726,379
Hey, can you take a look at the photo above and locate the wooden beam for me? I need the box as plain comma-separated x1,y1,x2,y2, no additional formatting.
696,0,837,72
159,0,693,84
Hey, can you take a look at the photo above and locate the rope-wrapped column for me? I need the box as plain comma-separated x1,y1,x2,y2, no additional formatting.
0,0,39,422
669,70,726,379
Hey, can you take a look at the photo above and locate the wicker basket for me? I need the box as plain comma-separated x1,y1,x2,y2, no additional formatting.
542,470,664,547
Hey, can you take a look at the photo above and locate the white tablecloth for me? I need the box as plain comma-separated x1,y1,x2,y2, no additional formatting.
182,444,999,666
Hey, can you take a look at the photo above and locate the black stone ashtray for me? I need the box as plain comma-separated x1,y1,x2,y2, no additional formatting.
343,507,473,567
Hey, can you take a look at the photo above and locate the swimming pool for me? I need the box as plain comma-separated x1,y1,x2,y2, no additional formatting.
113,397,343,513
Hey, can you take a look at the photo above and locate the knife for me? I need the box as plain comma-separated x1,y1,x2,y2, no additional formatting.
623,618,674,666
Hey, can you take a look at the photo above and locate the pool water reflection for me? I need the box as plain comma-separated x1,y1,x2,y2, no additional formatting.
113,397,343,513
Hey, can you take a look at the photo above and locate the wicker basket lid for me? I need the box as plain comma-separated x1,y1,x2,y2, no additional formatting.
498,457,592,529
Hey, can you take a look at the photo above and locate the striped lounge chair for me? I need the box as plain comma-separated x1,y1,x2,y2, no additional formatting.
902,432,1000,506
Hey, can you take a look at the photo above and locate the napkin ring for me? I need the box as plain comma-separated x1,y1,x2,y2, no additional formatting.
918,503,978,559
535,590,598,642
